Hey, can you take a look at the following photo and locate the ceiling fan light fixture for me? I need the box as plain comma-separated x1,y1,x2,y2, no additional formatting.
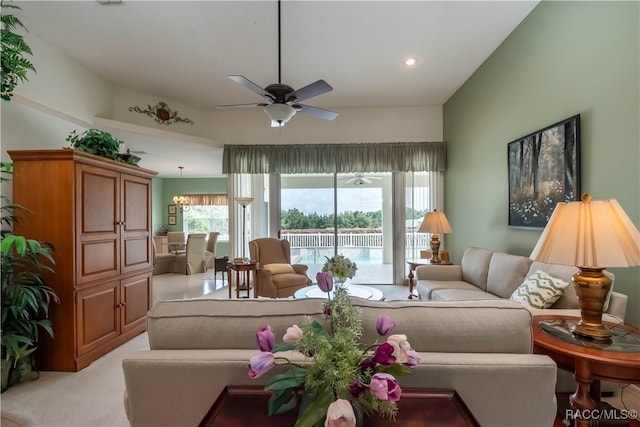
264,103,296,125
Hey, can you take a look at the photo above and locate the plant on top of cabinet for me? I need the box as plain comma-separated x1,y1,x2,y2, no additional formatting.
66,129,123,161
1,1,36,101
65,129,142,166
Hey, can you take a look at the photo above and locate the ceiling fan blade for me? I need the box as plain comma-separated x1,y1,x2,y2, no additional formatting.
295,104,338,121
228,75,274,101
216,103,269,109
287,80,333,103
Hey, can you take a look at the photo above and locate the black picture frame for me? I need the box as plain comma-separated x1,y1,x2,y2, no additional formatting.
168,204,177,215
168,215,177,225
508,114,580,229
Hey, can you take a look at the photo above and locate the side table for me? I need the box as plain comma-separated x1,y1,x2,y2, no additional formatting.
227,261,259,299
532,315,640,427
406,259,452,299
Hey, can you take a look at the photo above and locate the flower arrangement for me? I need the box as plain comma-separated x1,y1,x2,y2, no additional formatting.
248,271,419,427
322,254,357,280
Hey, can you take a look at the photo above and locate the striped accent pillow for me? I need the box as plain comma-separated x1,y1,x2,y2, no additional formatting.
510,270,570,309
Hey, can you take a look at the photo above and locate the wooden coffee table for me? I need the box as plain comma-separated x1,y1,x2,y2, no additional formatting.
532,315,640,427
199,386,479,427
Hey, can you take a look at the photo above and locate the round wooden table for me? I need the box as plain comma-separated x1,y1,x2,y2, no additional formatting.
532,315,640,426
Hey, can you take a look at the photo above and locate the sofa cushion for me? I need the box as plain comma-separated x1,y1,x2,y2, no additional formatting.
416,280,481,300
431,289,502,301
486,252,532,298
460,247,494,291
510,270,570,309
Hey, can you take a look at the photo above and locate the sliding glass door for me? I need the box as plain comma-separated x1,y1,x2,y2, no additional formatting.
280,173,392,284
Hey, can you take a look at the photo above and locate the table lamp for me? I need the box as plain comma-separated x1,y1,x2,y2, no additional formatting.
530,194,640,341
418,209,453,264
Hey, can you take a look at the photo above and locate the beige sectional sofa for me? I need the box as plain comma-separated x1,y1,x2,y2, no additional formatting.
415,246,628,320
415,246,629,394
122,298,557,427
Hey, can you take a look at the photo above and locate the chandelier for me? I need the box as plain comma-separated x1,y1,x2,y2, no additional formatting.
172,166,190,212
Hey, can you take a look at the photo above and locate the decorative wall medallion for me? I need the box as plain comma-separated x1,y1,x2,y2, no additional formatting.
128,101,194,125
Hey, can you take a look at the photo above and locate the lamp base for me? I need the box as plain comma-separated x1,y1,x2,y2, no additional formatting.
570,267,612,341
429,235,441,264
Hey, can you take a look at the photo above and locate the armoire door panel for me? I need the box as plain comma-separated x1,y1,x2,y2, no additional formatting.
77,164,120,284
76,281,120,356
121,272,151,333
78,167,119,233
121,173,152,273
79,240,119,283
122,177,150,231
123,237,150,268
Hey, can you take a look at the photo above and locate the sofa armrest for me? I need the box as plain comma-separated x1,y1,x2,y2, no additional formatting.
605,291,627,320
415,264,462,281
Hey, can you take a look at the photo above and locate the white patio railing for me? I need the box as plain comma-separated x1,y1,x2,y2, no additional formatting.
281,232,432,250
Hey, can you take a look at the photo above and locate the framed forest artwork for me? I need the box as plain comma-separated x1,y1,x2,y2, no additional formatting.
508,114,580,229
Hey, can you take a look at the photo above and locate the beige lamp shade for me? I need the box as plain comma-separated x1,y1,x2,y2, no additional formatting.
418,210,453,234
234,196,254,207
530,194,640,268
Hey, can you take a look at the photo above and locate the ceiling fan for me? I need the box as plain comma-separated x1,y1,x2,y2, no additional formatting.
340,173,383,186
216,1,338,127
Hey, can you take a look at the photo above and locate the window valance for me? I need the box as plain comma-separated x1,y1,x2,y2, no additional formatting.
183,194,228,206
222,141,446,174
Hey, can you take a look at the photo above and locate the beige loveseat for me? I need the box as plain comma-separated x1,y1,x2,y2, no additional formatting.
122,298,557,427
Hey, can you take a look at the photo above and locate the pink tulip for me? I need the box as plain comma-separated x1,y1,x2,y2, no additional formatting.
283,324,303,343
376,315,395,335
316,271,334,293
371,342,396,366
370,373,402,402
404,348,421,368
386,334,411,364
324,399,356,427
248,352,275,379
256,325,275,352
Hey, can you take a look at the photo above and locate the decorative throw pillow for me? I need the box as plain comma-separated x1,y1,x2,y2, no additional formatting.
263,263,295,274
510,270,570,309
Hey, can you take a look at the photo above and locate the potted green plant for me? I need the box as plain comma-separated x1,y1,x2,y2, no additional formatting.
66,129,141,165
1,162,59,392
1,1,36,101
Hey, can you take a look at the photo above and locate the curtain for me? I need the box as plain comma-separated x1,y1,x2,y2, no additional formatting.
182,194,228,206
222,141,446,174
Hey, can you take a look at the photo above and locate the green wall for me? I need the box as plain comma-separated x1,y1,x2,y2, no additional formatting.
443,1,640,325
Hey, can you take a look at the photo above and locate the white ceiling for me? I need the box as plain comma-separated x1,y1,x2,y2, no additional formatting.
17,0,538,177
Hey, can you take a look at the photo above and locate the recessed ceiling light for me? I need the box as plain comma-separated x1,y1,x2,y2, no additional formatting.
405,57,417,66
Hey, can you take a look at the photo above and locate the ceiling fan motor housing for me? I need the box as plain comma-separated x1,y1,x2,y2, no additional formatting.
265,83,297,103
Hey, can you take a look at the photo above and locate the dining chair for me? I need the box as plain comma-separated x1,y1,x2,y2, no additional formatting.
204,231,220,270
173,233,207,274
167,231,186,254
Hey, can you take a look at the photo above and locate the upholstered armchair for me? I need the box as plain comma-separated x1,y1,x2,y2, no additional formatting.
249,238,311,298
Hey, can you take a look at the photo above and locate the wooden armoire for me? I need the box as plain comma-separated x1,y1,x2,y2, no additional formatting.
8,149,157,372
